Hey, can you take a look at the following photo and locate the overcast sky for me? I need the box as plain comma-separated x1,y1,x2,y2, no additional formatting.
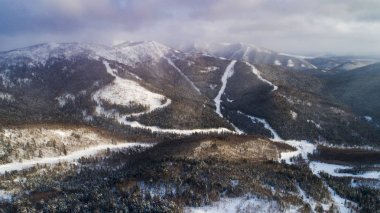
0,0,379,57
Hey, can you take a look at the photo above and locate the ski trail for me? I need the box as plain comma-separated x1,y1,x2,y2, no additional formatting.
245,62,278,92
237,111,316,163
237,111,281,140
165,57,201,94
116,116,234,135
0,143,152,175
214,60,237,117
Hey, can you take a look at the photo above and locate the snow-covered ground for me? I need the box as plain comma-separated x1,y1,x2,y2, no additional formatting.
185,196,297,213
0,126,154,165
279,140,316,164
214,60,237,117
287,59,295,67
326,185,357,213
310,162,380,179
245,62,278,92
0,143,152,175
117,118,234,135
93,61,168,114
56,93,75,107
0,190,12,202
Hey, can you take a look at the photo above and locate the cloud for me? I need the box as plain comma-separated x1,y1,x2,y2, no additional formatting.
0,0,379,56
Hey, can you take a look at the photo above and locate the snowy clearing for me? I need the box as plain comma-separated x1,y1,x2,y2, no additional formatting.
279,140,316,164
0,143,152,175
214,60,237,117
93,61,167,113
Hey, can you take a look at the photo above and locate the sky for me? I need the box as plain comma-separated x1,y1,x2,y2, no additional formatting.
0,0,379,57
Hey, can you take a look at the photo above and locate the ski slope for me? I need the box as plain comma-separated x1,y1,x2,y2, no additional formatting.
214,60,237,117
246,62,278,92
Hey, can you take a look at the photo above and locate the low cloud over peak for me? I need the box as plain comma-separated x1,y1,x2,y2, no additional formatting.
0,0,379,57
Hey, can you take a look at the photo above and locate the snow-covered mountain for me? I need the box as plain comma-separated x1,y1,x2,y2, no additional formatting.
306,56,380,72
177,42,317,70
0,41,175,68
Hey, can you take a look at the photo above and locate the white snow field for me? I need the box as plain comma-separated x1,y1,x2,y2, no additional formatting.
0,143,152,175
93,61,168,114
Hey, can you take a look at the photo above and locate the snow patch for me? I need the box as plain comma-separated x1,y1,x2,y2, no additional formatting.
274,60,282,66
185,195,294,213
0,72,15,88
56,93,75,107
364,116,372,122
287,59,295,67
200,66,218,73
280,140,316,164
307,120,322,129
290,111,297,120
0,92,15,102
209,84,217,90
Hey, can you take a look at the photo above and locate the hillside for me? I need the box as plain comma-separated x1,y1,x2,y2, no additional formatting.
0,41,379,212
322,62,380,123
